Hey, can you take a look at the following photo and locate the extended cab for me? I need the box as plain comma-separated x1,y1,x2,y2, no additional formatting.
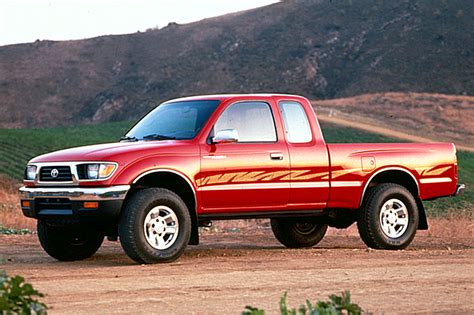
19,94,464,263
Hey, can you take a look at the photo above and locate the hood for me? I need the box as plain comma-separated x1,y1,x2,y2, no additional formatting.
30,140,195,164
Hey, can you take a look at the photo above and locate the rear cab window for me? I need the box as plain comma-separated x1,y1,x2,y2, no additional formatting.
278,101,312,143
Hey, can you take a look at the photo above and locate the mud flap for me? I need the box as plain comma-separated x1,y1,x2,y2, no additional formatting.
188,212,199,245
416,198,428,230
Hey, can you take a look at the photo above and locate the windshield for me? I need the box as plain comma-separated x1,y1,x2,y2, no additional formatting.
124,100,220,141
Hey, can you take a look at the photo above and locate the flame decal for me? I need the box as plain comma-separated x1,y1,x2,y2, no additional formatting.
329,168,361,179
415,165,452,177
198,169,331,186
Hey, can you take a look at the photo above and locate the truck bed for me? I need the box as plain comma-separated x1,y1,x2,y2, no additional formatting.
326,142,457,209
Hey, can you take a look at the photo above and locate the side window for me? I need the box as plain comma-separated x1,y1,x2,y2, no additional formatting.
214,102,277,142
279,101,312,143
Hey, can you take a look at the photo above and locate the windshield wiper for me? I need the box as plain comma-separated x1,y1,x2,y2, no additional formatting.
120,136,138,142
142,134,177,140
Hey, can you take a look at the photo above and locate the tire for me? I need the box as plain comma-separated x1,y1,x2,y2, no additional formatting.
37,221,104,261
271,218,328,248
118,188,191,264
357,183,419,250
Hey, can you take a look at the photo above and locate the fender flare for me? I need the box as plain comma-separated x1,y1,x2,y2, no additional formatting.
359,167,427,230
132,168,200,244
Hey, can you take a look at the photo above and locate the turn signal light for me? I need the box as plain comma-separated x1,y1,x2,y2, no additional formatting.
83,202,99,209
21,201,30,208
99,164,116,178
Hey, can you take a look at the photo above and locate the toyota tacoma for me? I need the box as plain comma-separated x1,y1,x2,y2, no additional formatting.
19,94,465,263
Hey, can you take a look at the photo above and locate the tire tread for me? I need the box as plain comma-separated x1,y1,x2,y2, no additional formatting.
271,218,327,248
37,222,103,261
118,188,191,264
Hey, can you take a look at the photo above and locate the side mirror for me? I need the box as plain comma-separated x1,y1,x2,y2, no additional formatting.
212,129,239,144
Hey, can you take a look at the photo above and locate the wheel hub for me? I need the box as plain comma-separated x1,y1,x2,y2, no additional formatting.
143,205,179,250
379,198,409,239
152,218,166,234
294,222,318,235
387,212,397,224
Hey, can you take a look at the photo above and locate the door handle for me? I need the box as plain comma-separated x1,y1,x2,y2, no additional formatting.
270,153,284,160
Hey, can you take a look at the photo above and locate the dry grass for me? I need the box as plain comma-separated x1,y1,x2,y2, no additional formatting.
0,175,35,230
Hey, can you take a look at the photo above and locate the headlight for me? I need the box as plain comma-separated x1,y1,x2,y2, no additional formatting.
86,164,100,179
83,163,117,180
25,165,37,180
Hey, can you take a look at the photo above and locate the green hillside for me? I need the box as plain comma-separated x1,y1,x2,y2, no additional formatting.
0,121,471,217
0,121,132,179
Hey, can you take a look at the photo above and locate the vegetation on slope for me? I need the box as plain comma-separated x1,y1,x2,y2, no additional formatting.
0,121,132,179
0,0,472,128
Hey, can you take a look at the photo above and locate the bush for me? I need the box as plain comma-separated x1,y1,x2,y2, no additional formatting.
0,225,31,235
243,290,364,315
0,270,47,314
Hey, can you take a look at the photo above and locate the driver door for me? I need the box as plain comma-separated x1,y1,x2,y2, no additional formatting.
199,100,290,213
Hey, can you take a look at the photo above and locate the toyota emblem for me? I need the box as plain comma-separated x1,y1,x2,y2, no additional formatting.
50,168,59,178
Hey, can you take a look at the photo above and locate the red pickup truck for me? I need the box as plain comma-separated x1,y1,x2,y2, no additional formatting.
19,94,464,263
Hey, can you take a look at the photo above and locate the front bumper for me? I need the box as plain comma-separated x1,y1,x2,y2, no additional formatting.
19,185,130,222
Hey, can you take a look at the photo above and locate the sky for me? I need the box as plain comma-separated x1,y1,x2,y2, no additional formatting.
0,0,278,46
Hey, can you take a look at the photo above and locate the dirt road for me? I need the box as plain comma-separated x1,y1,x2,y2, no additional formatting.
1,221,473,314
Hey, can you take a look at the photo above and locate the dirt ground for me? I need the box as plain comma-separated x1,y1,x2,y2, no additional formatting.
1,219,473,315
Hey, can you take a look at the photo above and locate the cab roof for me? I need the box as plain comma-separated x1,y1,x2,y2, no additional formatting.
165,93,307,103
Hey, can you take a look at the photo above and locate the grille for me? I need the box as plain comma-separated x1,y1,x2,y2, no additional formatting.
39,166,73,182
35,198,72,211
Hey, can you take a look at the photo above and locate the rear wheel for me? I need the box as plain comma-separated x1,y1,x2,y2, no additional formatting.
271,218,328,248
118,188,191,264
357,183,419,250
37,221,104,261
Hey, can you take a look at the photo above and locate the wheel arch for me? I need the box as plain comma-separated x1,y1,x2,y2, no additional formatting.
360,167,427,230
130,169,199,244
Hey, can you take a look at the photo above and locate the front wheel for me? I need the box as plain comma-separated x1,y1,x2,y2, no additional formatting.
271,218,328,248
37,221,104,261
118,188,191,264
357,183,419,250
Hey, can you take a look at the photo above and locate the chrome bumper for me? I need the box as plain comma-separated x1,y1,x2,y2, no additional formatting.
19,185,130,201
454,184,465,196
